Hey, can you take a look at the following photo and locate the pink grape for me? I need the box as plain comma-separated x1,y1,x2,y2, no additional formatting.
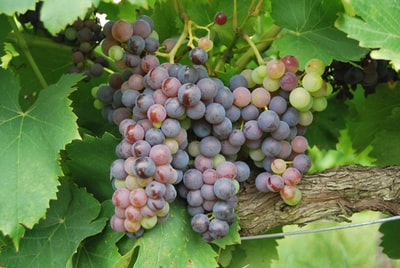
266,59,286,79
232,86,251,108
129,188,148,208
282,167,302,186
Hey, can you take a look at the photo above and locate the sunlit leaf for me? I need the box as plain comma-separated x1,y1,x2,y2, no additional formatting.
0,0,36,15
271,0,367,68
335,0,400,70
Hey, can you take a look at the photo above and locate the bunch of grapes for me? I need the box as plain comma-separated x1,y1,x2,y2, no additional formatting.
17,3,108,82
56,16,109,82
97,58,250,240
326,53,398,99
93,12,333,241
235,57,331,205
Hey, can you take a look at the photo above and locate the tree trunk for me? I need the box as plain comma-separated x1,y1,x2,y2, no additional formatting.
237,165,400,236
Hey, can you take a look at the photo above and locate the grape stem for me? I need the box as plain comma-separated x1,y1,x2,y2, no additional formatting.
242,33,265,66
8,16,48,88
235,25,281,70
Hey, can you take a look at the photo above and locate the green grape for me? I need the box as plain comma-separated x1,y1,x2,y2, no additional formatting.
64,26,77,41
305,58,325,75
251,65,268,84
280,185,302,206
289,87,312,110
302,72,323,92
140,215,158,229
311,96,328,112
93,99,104,110
108,45,124,62
298,110,313,126
249,148,265,162
241,69,256,88
263,76,280,92
91,86,99,98
212,154,226,169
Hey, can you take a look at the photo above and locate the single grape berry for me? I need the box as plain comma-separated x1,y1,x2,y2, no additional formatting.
214,12,227,25
189,47,208,65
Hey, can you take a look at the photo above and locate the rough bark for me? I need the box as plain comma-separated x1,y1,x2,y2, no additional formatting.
237,165,400,236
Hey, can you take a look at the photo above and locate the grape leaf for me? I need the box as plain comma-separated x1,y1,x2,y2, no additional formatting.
65,133,119,201
0,0,36,15
228,237,279,267
369,107,400,165
348,83,400,161
379,219,400,259
0,14,11,50
306,96,348,149
40,0,97,35
0,69,81,249
335,0,400,70
72,200,125,268
0,178,107,267
127,0,156,10
131,199,218,268
212,220,241,249
270,0,367,68
10,34,74,111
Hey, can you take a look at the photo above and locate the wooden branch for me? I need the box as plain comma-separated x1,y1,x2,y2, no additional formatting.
237,165,400,236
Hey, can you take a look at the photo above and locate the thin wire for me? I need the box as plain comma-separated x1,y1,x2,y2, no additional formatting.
240,215,400,240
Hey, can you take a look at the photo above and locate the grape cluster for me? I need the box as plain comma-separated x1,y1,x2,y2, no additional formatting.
17,3,108,81
93,13,332,241
110,136,179,236
238,57,331,204
98,59,251,240
100,15,160,72
56,16,109,82
326,54,398,99
95,54,332,241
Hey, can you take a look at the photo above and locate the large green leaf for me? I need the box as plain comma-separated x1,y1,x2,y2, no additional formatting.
0,0,36,15
65,133,119,201
270,0,367,68
10,33,74,111
40,0,96,35
379,219,400,259
348,83,400,164
0,179,107,268
0,69,81,248
335,0,400,70
72,200,125,268
131,199,219,268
